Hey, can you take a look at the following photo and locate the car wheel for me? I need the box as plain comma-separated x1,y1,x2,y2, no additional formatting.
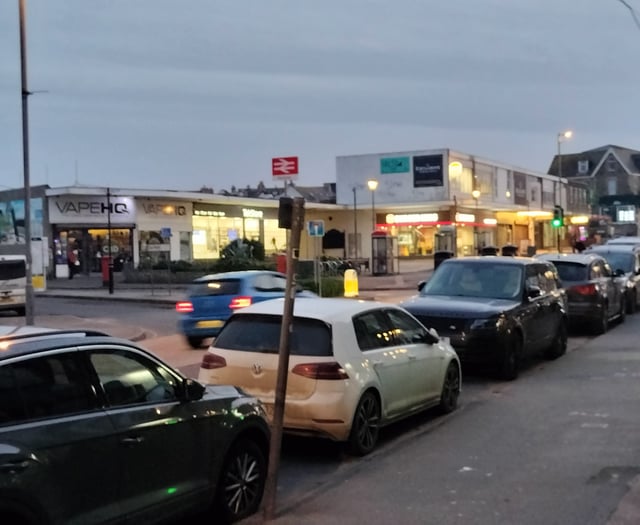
348,391,381,456
187,336,204,349
498,334,521,381
215,438,266,524
593,306,608,335
545,319,567,360
627,292,637,314
439,363,460,414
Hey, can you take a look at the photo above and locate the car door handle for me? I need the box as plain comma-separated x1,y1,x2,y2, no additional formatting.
121,436,145,447
0,460,31,473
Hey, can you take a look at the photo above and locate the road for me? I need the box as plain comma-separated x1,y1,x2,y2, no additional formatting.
2,296,638,524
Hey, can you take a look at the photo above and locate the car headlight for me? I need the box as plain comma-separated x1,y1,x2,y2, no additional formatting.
470,316,506,331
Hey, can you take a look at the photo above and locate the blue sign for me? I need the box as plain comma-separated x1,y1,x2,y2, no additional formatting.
380,156,410,174
307,220,325,237
160,227,172,239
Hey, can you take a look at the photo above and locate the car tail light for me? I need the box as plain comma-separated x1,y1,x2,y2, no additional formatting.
176,301,194,313
291,362,349,380
200,353,227,369
571,284,598,296
229,296,252,309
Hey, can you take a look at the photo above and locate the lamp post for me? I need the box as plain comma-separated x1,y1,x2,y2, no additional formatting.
556,130,573,204
367,178,378,231
352,187,358,260
472,189,480,254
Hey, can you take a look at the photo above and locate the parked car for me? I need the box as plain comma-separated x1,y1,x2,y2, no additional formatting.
0,327,269,525
198,298,461,456
400,257,568,380
605,236,640,247
584,245,640,313
536,252,626,333
176,270,316,348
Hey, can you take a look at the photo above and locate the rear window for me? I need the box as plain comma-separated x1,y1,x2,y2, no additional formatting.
188,279,240,297
214,314,333,357
0,260,26,280
553,262,588,282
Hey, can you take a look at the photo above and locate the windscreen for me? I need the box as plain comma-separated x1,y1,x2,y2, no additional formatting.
214,314,333,356
598,252,634,273
421,262,523,300
0,260,26,280
552,262,588,282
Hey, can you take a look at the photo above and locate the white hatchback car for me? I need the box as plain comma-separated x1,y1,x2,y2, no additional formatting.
198,297,461,455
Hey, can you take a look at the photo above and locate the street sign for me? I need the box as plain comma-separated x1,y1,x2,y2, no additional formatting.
272,156,299,179
160,227,172,239
307,220,325,237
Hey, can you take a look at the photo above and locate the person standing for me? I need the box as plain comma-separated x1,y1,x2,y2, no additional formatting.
67,244,80,279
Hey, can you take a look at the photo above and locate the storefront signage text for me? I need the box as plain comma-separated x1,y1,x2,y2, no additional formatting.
455,213,475,223
194,210,226,217
141,203,186,216
55,201,129,215
242,208,263,218
386,213,439,224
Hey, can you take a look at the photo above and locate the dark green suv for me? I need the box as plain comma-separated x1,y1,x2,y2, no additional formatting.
0,327,269,524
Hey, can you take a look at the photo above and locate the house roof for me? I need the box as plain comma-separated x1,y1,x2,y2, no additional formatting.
548,145,640,179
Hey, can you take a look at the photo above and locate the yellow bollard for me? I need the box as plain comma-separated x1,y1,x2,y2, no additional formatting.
343,269,359,298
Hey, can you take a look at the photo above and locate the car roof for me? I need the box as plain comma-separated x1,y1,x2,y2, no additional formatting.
440,256,540,267
227,297,399,323
193,270,284,282
535,252,605,264
587,245,640,254
0,328,128,361
606,236,640,245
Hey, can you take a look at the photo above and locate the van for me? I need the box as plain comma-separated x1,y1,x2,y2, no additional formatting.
0,255,27,316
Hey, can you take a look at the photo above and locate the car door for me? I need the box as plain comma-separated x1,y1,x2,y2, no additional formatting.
383,308,445,405
520,264,547,352
352,310,412,417
87,346,211,521
593,259,621,319
534,263,563,349
0,352,122,525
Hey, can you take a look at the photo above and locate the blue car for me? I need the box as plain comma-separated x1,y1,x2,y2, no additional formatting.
177,270,316,348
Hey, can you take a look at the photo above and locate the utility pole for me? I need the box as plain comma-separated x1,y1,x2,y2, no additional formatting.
19,0,34,325
263,197,305,521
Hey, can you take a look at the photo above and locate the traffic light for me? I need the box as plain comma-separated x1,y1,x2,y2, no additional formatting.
551,206,563,228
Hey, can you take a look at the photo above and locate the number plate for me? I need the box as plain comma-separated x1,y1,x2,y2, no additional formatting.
195,320,224,328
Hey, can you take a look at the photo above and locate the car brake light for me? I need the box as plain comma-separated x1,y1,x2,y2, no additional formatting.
176,301,193,313
229,296,252,309
572,284,598,296
291,362,349,380
200,353,227,369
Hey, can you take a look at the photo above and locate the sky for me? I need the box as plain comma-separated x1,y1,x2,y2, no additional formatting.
1,0,640,193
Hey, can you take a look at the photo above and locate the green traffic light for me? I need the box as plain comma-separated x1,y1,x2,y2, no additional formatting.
551,219,562,228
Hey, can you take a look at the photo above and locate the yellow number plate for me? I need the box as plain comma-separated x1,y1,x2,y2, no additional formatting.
195,320,224,328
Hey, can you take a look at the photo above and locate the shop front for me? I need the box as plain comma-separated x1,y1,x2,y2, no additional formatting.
48,194,135,278
192,203,285,260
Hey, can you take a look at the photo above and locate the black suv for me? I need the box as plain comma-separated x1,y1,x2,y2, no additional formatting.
400,257,568,380
0,327,269,525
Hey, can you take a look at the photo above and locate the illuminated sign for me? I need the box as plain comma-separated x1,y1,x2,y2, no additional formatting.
242,208,264,218
455,213,475,223
617,205,635,223
194,210,226,217
483,218,498,225
386,213,439,224
448,161,463,175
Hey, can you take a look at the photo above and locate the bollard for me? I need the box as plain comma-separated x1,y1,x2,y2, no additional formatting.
344,268,359,297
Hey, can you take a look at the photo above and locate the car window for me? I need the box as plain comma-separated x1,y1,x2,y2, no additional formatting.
353,310,394,351
90,350,179,407
384,309,430,345
601,260,613,277
590,261,606,280
553,262,588,282
599,252,634,273
537,264,557,293
423,262,522,299
213,314,333,356
189,279,241,297
253,274,286,292
0,354,97,425
525,264,540,288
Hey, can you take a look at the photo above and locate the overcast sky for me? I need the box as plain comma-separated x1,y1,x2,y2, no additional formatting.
1,1,639,193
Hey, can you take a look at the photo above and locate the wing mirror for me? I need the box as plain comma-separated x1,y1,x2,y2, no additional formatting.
183,378,206,401
526,285,543,299
418,280,426,292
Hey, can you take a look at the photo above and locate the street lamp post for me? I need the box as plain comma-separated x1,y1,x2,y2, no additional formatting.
352,187,358,260
472,189,480,254
556,130,573,253
367,179,378,231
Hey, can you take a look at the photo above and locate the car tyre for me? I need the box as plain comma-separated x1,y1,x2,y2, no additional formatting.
439,363,460,414
545,319,567,360
627,291,637,314
215,438,267,524
498,334,521,381
348,391,381,456
187,336,204,349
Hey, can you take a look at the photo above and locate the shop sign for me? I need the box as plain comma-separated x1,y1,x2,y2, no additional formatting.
140,202,187,216
242,208,263,218
386,213,439,224
194,209,226,217
380,157,410,174
413,155,444,188
49,196,135,225
455,213,475,223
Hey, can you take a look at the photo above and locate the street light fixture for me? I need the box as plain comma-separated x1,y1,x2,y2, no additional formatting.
556,130,573,200
367,178,378,231
352,186,358,260
472,190,480,254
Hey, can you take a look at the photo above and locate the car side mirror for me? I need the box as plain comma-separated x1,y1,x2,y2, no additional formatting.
526,285,543,299
418,280,426,292
183,378,205,401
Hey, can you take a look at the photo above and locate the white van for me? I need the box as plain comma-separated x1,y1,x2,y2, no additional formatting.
0,255,27,316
